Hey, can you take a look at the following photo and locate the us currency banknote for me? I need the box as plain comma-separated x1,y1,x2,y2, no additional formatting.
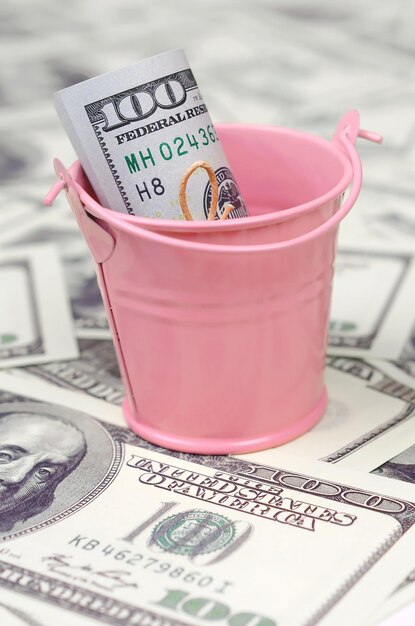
363,420,415,623
22,338,123,405
0,244,78,367
374,443,415,484
394,329,415,382
0,211,110,338
328,247,415,360
338,181,415,250
0,586,100,626
54,49,248,220
367,328,415,393
0,191,32,230
0,594,50,626
0,105,77,191
0,371,415,626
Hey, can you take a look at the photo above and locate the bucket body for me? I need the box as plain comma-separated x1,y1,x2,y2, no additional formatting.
48,112,380,454
104,223,334,453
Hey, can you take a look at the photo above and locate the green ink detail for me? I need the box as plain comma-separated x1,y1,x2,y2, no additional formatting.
183,597,229,619
152,509,236,556
159,141,173,161
156,588,188,610
139,148,155,168
125,153,140,174
229,614,276,626
0,333,17,344
330,320,357,332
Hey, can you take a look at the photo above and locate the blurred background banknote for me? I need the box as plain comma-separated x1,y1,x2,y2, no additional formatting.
0,244,78,367
1,1,415,625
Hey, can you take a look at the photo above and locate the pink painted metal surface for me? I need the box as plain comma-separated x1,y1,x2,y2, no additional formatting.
46,112,381,454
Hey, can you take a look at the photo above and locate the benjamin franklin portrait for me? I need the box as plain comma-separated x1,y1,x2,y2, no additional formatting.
373,444,415,484
0,402,116,539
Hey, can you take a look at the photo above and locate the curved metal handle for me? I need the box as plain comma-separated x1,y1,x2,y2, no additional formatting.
333,110,383,147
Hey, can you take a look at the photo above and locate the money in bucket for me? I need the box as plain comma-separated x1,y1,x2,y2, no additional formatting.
54,49,248,221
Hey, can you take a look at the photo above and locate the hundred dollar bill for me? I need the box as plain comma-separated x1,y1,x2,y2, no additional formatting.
0,244,78,368
337,180,415,250
364,424,415,624
0,593,49,626
328,247,415,360
0,211,110,338
367,325,415,393
54,49,248,220
21,338,123,405
0,371,415,626
393,326,415,382
0,191,33,230
372,428,415,484
0,105,77,189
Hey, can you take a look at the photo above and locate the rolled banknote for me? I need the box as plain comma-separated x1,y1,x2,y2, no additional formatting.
54,49,248,220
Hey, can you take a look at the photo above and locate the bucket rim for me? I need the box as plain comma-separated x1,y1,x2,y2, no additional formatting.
82,147,360,256
73,122,354,233
52,119,362,256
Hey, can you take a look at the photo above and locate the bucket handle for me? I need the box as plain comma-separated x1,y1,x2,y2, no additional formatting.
333,110,382,148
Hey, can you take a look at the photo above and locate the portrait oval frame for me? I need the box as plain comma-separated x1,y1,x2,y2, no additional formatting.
0,401,123,542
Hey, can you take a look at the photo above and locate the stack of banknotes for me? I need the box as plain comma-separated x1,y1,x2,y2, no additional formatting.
1,1,415,625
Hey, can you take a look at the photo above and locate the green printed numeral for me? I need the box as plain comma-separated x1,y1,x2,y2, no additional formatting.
0,333,17,345
330,321,357,333
159,142,173,160
186,133,199,150
207,124,216,142
156,588,276,625
198,127,209,145
157,128,212,162
173,136,188,157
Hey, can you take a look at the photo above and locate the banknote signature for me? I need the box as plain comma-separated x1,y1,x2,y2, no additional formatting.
42,554,138,591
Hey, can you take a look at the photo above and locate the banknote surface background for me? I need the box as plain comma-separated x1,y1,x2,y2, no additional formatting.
1,1,415,625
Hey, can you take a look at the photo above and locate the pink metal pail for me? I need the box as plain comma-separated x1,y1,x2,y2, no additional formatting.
46,111,381,454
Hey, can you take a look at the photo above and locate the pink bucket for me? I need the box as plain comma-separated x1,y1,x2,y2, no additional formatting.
46,111,381,454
